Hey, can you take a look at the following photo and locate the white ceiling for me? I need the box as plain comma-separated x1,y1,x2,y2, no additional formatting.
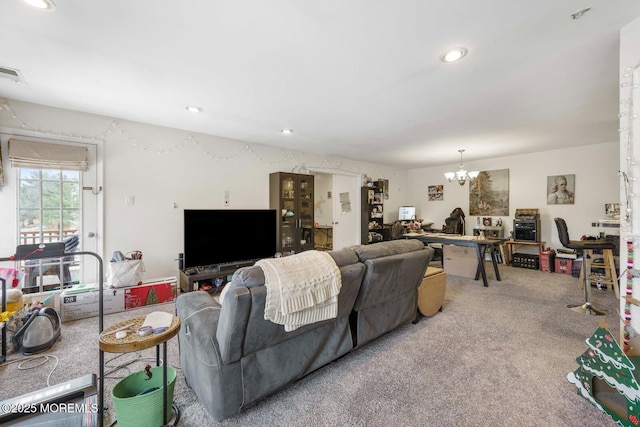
1,0,639,168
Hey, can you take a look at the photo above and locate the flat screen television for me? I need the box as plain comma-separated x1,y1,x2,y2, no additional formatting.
398,206,416,221
183,209,277,269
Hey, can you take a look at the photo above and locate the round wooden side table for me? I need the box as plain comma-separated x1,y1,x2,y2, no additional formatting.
99,314,181,426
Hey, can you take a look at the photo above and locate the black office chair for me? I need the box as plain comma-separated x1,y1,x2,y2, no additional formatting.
443,207,465,234
554,218,616,315
390,221,406,240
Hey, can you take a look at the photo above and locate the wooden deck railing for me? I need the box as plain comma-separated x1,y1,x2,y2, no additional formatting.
19,229,78,245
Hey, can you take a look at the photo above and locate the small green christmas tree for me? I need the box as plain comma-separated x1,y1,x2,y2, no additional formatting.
145,288,159,306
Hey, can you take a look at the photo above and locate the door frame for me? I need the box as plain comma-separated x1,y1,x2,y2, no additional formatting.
311,169,362,250
0,128,104,283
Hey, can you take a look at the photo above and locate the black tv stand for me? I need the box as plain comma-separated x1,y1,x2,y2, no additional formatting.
180,263,251,294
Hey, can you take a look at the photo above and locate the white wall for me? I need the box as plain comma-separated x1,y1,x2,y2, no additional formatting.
407,141,620,250
620,15,640,352
0,99,408,278
621,16,640,234
0,95,625,279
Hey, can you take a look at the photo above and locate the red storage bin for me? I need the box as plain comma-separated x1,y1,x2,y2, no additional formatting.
555,258,573,275
540,251,555,272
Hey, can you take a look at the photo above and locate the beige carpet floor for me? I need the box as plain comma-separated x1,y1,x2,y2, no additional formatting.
0,264,624,426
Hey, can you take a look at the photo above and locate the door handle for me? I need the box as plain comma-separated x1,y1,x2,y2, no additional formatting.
87,232,96,238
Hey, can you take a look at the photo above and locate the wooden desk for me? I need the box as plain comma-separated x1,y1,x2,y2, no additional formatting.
404,233,505,287
504,240,546,266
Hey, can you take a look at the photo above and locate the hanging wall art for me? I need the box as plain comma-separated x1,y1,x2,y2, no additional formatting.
428,185,443,201
469,169,509,216
547,174,575,205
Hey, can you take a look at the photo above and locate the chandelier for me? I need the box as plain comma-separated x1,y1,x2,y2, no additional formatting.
444,149,479,186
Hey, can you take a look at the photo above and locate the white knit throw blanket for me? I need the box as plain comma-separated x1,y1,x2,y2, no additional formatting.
256,250,342,332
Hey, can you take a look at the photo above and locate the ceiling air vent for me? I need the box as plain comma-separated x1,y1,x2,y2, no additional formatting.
0,66,27,83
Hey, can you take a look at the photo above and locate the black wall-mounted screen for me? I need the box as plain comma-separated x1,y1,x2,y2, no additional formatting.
183,209,277,269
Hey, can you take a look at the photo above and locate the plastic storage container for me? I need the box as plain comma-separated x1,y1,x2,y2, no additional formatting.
111,366,177,427
540,250,555,272
555,258,573,275
512,253,540,270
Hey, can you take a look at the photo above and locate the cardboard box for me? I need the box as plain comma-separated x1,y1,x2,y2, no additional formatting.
417,267,447,316
124,277,177,310
59,276,177,322
60,287,126,322
443,245,477,279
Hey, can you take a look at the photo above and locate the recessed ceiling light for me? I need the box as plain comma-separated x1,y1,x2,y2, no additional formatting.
440,47,468,63
186,106,203,113
22,0,56,10
281,129,294,135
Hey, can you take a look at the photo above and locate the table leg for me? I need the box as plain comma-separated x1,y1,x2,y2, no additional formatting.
505,242,512,265
474,244,489,287
163,342,168,425
99,350,104,427
490,244,502,281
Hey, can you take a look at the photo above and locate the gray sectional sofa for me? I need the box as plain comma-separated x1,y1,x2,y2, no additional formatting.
175,239,433,421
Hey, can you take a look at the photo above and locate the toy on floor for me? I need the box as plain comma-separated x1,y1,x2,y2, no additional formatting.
568,321,640,426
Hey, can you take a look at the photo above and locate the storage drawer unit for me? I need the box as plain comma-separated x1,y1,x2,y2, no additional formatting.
571,259,582,278
512,253,540,270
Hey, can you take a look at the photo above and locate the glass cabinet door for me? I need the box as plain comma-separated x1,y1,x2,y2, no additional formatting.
271,172,315,254
280,175,296,252
298,175,314,251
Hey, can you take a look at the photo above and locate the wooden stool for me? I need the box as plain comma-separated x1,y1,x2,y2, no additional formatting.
579,249,619,299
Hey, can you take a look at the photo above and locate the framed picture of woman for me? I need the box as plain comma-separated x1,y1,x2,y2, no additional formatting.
547,174,575,205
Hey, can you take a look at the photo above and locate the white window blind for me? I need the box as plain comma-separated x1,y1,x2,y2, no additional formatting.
8,139,88,171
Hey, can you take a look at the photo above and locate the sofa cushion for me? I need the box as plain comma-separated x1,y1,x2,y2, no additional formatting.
217,249,365,364
352,239,425,261
220,249,358,305
220,264,264,304
328,248,359,267
231,264,265,287
350,240,433,348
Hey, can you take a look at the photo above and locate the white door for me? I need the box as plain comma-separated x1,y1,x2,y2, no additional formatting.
79,142,102,284
332,174,360,250
5,135,103,288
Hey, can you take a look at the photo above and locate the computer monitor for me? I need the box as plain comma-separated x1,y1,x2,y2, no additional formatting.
398,206,416,221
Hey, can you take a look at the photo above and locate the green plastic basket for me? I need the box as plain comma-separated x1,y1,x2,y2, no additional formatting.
111,366,176,427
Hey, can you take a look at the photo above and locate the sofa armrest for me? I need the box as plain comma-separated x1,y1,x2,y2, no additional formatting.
176,290,245,421
217,286,252,363
176,291,223,367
